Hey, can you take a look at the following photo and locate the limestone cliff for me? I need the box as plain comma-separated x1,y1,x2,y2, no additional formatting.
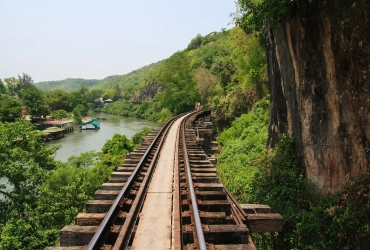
267,0,370,193
129,81,164,103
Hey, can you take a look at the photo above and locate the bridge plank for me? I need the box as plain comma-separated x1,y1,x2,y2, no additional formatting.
60,226,96,246
247,213,283,233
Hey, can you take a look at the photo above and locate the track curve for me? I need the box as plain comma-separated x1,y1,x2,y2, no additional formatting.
45,110,257,250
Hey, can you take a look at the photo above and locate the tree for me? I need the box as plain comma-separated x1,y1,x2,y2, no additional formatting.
186,33,203,51
102,134,134,155
0,94,22,121
21,85,49,118
210,57,236,90
0,119,58,205
51,109,69,120
18,73,33,91
194,68,218,105
0,79,7,94
67,151,99,169
44,90,71,111
73,104,89,119
113,84,122,101
86,88,103,103
158,52,192,90
68,87,93,115
3,77,18,97
102,89,115,100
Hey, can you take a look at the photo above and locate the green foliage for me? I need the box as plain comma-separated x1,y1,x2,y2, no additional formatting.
325,172,370,249
186,27,267,125
0,123,151,249
67,151,99,169
29,27,267,126
194,68,219,105
218,110,370,249
216,97,269,202
249,136,311,249
21,85,49,118
0,120,58,201
235,0,296,34
0,94,22,121
93,61,164,96
0,79,7,94
102,100,173,123
44,90,71,111
102,101,134,116
102,134,134,155
3,77,18,97
51,109,70,120
131,128,152,146
186,33,204,51
158,52,193,89
250,138,370,249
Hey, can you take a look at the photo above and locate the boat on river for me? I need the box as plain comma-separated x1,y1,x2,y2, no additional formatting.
80,118,100,130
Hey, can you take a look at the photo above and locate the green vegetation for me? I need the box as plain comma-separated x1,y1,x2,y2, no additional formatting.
216,98,370,249
216,97,269,202
0,74,50,122
3,13,367,248
101,27,267,124
0,120,151,249
35,61,164,97
93,61,164,97
1,27,267,125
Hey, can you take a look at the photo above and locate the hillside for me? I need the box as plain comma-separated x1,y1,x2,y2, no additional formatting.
35,61,164,94
93,61,164,90
35,78,99,92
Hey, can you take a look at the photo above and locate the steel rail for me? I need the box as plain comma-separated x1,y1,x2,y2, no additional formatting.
224,186,247,224
86,116,177,250
182,113,207,250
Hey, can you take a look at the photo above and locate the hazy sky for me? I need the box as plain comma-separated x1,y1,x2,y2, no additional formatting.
0,1,236,83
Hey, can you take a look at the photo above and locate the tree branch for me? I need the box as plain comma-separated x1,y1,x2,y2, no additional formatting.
0,189,12,199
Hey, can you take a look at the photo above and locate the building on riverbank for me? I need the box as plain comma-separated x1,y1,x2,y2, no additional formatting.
43,120,75,133
42,127,65,141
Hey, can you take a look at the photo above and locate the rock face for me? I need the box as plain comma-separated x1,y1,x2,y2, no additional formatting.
130,81,164,103
267,1,370,194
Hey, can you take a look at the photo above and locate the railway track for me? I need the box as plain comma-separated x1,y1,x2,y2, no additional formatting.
45,110,280,250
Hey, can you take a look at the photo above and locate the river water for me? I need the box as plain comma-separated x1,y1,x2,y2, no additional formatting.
46,113,157,162
0,113,157,195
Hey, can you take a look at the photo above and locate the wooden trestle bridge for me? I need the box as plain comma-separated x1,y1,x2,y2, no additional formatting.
45,110,283,250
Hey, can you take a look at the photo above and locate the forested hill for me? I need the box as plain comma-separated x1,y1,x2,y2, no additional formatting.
35,78,99,92
34,61,164,93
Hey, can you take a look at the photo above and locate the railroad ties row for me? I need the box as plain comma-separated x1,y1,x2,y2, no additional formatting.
178,112,255,250
179,111,282,249
44,124,166,250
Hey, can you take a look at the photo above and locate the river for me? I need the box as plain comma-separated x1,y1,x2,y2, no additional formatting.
46,112,157,162
0,113,157,195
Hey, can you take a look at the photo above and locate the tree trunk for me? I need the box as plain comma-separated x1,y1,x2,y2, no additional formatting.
267,0,370,194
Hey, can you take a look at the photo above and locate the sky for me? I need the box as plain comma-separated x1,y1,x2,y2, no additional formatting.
0,1,237,83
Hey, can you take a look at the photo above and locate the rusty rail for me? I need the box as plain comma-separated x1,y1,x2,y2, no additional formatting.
182,115,207,250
